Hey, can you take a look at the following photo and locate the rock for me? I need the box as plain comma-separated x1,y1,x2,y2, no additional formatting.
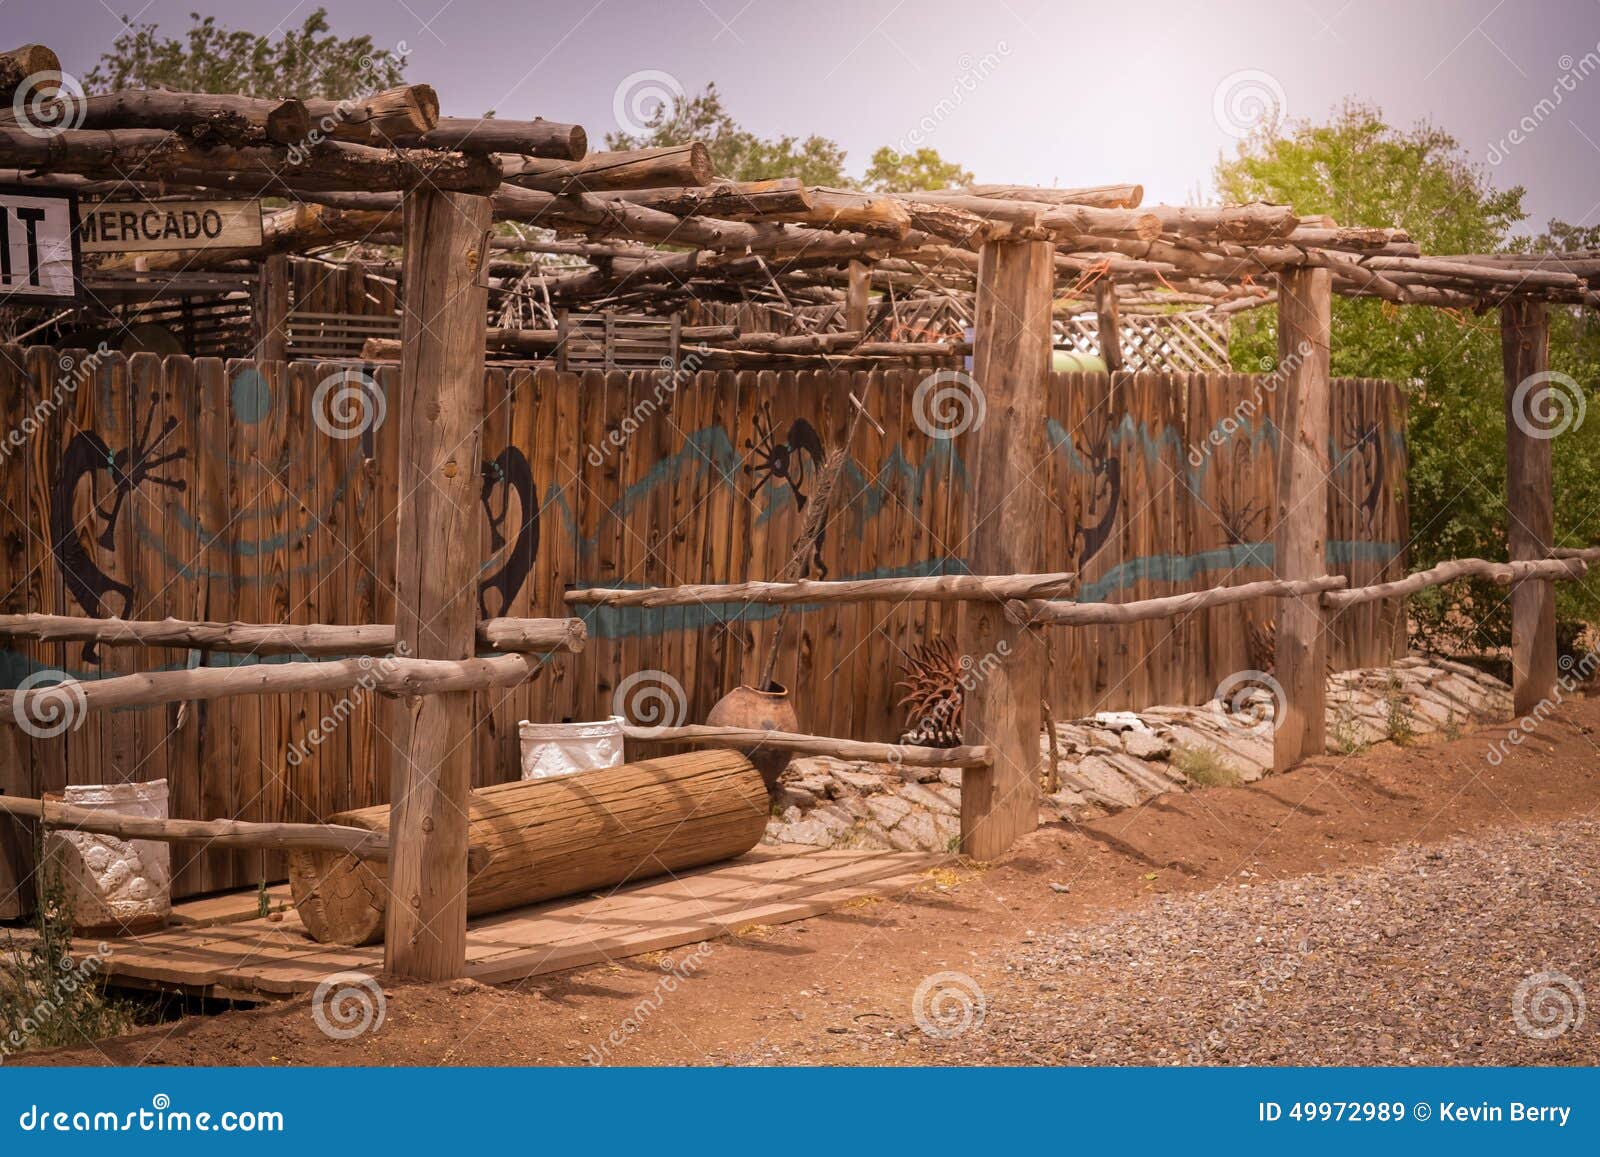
867,794,913,829
812,804,856,837
767,819,834,847
779,786,817,810
1057,755,1142,808
938,767,964,788
1123,730,1172,760
833,769,886,794
898,781,959,816
889,810,941,852
1049,882,1071,893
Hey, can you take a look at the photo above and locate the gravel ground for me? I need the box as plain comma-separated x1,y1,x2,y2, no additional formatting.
927,817,1600,1065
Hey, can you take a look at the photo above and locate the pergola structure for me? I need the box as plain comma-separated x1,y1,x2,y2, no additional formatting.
3,44,1596,981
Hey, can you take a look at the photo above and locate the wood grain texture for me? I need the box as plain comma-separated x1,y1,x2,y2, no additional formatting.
386,188,492,980
958,239,1054,859
288,749,768,946
1272,268,1333,771
1501,301,1556,715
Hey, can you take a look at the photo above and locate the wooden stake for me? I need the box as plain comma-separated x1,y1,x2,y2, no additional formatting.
846,260,871,334
253,254,289,363
386,188,492,981
1272,267,1332,771
1095,280,1123,372
959,238,1054,859
1501,300,1556,715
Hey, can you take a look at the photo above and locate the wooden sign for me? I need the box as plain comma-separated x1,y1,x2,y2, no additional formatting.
79,199,264,254
0,186,80,307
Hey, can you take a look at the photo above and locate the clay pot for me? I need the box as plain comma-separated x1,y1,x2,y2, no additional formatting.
705,682,800,795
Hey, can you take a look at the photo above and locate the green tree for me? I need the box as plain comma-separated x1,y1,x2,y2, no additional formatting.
85,8,407,99
1216,101,1600,648
608,82,850,186
862,146,972,192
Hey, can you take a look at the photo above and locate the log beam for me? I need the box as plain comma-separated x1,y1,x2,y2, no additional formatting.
0,612,586,655
501,143,713,193
621,725,992,768
959,237,1055,858
0,654,539,721
1009,576,1347,626
565,572,1079,607
1271,267,1333,771
0,127,501,194
1502,300,1557,714
1322,557,1584,610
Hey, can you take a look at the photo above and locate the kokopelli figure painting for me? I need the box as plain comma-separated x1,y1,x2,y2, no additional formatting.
49,390,188,663
1069,407,1122,571
1339,415,1386,533
478,447,541,619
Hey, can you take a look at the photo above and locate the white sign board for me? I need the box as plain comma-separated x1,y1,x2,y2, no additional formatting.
80,199,265,254
0,188,80,307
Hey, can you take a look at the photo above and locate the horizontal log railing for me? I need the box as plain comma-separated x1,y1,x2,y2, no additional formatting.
0,795,491,871
1,653,543,722
1321,557,1586,610
621,724,992,768
0,613,586,656
566,572,1079,608
1007,575,1348,626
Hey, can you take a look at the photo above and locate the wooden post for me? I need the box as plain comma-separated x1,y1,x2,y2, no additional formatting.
253,254,289,362
385,188,492,981
1271,267,1332,771
1501,300,1556,715
1095,281,1123,372
846,260,871,336
958,238,1054,859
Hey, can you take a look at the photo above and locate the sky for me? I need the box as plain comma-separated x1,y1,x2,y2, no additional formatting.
11,0,1600,236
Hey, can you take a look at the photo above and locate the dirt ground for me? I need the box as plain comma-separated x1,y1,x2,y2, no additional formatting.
24,691,1600,1067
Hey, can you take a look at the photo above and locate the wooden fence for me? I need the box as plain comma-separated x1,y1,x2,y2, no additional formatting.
0,346,1406,901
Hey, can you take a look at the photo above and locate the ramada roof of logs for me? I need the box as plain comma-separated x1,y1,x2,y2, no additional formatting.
2,43,1597,347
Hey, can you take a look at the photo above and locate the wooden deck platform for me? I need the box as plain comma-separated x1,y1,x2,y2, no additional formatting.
91,846,937,999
